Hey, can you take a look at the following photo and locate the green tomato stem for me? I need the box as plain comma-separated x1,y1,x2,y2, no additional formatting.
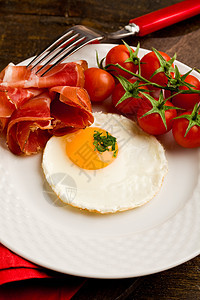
107,63,200,95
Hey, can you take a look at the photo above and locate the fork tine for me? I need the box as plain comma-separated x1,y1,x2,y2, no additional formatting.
26,29,75,69
39,36,102,77
32,32,81,72
28,25,104,77
35,35,86,76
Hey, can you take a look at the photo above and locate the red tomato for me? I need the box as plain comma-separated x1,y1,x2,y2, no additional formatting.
105,45,138,79
84,68,115,102
137,100,177,135
172,111,200,148
112,78,149,114
171,74,200,110
164,89,173,101
140,51,173,87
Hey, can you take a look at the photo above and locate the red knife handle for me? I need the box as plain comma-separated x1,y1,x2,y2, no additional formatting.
129,0,200,36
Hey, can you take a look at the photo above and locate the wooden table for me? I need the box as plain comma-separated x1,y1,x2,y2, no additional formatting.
0,0,200,299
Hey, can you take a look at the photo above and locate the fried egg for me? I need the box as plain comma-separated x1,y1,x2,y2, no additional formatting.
42,112,168,213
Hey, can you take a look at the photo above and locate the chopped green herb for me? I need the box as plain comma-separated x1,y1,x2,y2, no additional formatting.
93,130,117,157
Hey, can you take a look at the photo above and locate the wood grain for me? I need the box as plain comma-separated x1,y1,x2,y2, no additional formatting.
72,257,200,299
1,0,197,68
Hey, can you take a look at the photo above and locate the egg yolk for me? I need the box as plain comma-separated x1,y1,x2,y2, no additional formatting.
66,127,118,170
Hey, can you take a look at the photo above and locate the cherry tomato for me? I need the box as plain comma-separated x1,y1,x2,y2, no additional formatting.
172,111,200,148
171,74,200,110
164,89,173,101
112,78,149,114
105,45,138,79
137,100,177,135
140,51,173,87
84,68,115,102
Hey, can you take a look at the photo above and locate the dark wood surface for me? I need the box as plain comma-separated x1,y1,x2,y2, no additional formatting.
0,0,200,299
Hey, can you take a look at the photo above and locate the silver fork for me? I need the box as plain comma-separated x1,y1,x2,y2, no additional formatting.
26,0,200,77
26,25,138,77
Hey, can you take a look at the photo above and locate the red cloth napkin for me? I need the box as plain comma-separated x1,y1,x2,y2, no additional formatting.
0,243,85,299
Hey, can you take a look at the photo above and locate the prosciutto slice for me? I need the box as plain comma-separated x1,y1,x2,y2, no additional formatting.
0,60,87,89
0,86,45,133
0,59,94,156
7,92,52,155
50,86,94,136
0,118,8,132
0,86,44,118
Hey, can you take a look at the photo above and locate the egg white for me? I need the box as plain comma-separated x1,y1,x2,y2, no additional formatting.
42,112,168,213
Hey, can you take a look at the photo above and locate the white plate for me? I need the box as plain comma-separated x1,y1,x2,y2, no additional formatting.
0,44,200,279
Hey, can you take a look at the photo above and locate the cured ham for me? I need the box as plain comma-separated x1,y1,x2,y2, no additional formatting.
0,86,45,133
7,92,52,155
0,59,94,155
0,86,44,118
0,118,8,132
50,86,94,136
0,60,87,89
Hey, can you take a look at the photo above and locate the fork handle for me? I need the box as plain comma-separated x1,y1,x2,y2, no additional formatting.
129,0,200,36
